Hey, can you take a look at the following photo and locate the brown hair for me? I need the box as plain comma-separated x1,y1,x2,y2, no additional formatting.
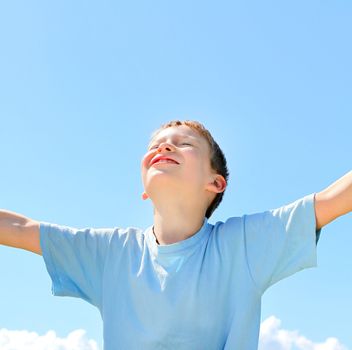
150,120,229,218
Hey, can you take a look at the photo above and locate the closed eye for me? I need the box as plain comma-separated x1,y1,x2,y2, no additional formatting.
148,142,192,150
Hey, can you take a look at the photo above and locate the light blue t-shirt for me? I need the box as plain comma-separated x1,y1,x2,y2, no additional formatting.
40,193,321,350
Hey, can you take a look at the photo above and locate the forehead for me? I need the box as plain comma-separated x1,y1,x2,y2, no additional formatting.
149,125,205,144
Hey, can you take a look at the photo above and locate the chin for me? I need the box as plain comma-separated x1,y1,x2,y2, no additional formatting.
145,175,184,194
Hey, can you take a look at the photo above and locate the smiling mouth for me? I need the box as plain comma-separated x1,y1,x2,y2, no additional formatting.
152,159,179,165
150,156,180,166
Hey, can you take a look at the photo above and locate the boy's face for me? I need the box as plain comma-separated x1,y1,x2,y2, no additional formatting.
141,125,218,202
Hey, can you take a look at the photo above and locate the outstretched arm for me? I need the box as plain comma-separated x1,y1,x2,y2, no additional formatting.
0,210,41,255
315,170,352,230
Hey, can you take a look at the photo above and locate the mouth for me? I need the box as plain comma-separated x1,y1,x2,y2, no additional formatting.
150,156,179,166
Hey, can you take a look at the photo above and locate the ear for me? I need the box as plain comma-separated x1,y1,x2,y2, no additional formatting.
142,191,149,200
206,174,227,194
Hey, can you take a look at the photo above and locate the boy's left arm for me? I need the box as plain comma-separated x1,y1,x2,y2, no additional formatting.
314,170,352,230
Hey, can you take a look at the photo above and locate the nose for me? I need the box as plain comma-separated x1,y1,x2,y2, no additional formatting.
157,142,175,153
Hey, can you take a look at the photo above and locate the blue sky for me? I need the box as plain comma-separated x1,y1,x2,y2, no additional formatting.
0,1,351,349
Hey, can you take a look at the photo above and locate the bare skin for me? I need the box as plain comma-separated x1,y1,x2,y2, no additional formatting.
141,125,226,245
0,123,351,250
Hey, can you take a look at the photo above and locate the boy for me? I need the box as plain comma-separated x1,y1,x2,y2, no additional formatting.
0,120,351,350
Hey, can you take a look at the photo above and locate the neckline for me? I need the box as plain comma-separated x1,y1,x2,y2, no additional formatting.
146,218,210,256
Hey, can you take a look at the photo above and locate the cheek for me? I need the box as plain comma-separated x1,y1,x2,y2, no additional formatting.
188,150,207,167
186,154,209,177
141,152,152,168
141,157,147,169
140,156,149,181
141,152,155,181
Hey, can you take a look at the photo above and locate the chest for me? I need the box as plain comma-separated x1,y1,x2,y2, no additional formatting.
103,244,257,339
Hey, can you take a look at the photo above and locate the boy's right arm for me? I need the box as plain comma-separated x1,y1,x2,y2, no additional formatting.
0,209,41,255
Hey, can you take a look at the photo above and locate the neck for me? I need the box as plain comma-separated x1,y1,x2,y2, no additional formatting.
152,202,206,245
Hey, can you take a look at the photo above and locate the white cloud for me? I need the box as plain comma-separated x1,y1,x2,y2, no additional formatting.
0,319,348,350
259,316,349,350
0,328,100,350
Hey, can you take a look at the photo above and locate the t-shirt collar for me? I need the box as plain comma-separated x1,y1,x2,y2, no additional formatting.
146,217,210,256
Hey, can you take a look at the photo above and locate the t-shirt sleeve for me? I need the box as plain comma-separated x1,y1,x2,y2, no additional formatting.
244,193,322,293
39,222,114,309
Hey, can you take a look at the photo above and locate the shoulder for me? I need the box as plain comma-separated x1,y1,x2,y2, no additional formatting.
209,216,246,249
107,225,147,249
